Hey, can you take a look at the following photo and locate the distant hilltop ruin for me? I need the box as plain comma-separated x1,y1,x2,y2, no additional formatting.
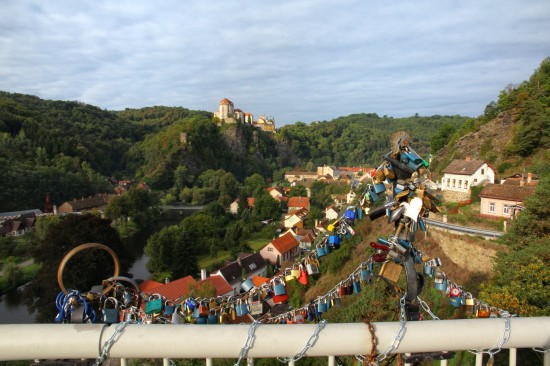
213,98,275,133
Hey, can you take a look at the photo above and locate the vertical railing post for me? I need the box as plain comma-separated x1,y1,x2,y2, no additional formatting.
206,357,214,366
328,355,335,366
440,359,448,366
544,351,550,366
163,358,170,366
508,348,516,366
246,357,254,366
120,358,128,366
475,353,483,366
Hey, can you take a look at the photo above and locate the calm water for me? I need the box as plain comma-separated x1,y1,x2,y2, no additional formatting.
0,209,191,323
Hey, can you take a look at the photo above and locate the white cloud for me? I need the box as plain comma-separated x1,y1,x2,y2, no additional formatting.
0,0,549,125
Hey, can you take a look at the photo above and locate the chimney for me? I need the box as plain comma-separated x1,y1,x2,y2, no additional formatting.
527,172,533,183
53,205,58,215
164,277,170,284
200,269,207,280
465,156,471,161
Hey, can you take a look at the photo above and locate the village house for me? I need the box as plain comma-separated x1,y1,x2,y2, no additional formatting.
210,252,267,293
267,187,284,201
138,274,233,302
57,194,114,214
213,98,275,133
0,209,41,237
287,196,310,212
441,158,495,198
283,207,308,229
325,205,339,220
259,231,301,265
294,228,317,251
479,173,538,219
229,199,240,215
284,171,319,183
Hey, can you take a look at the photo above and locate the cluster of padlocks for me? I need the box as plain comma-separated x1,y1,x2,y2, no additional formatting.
54,131,511,327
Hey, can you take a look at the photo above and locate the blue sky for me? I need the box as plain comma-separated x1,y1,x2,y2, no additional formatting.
1,1,549,126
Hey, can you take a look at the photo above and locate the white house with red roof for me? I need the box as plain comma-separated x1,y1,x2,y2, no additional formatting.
259,231,301,265
287,196,310,212
267,187,284,201
283,207,308,229
441,158,495,193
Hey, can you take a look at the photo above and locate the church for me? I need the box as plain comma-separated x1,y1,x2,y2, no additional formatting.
213,98,275,133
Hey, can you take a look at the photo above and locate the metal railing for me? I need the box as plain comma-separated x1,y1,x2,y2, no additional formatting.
425,218,503,238
1,317,549,365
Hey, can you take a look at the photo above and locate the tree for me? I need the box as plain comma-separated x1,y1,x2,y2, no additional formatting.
144,225,199,279
479,174,550,316
23,214,130,323
252,192,281,221
243,173,267,197
288,185,308,198
4,256,23,287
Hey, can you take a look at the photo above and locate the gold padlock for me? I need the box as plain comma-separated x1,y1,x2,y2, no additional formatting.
383,165,395,179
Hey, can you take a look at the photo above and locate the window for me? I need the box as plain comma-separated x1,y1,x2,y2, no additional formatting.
452,179,456,188
481,169,485,175
458,180,462,189
503,205,510,215
489,202,495,213
249,263,257,270
474,178,478,183
464,181,468,190
447,178,450,187
267,247,273,252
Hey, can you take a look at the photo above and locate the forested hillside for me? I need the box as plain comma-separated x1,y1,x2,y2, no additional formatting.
0,92,145,211
276,113,469,167
430,57,550,177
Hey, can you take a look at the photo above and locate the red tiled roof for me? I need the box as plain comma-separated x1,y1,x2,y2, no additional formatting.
479,184,537,202
199,275,233,296
220,98,233,105
247,197,255,207
288,196,310,208
139,279,163,293
251,276,270,287
270,232,300,253
140,276,196,301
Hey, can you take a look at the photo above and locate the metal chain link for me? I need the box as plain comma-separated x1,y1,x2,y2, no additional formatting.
376,294,407,363
417,296,440,320
93,321,130,366
277,319,327,363
234,320,260,366
354,317,380,366
467,311,511,361
532,347,550,353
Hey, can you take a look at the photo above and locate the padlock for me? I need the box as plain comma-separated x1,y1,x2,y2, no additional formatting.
145,294,163,315
171,308,185,324
360,262,373,282
433,270,448,292
331,293,342,307
477,304,490,318
344,207,356,221
298,266,308,285
489,307,499,318
196,316,207,324
464,293,475,315
423,263,433,277
317,298,328,313
207,310,218,324
284,268,296,282
235,300,249,316
316,242,327,257
291,263,301,278
102,297,120,324
164,300,175,316
338,284,348,297
305,257,320,276
384,165,395,180
448,287,462,308
352,277,361,294
198,301,209,317
328,234,341,249
241,278,255,292
356,207,363,220
185,297,197,311
271,278,289,304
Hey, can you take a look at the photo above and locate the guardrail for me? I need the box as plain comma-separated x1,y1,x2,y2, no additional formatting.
425,218,504,238
1,318,549,365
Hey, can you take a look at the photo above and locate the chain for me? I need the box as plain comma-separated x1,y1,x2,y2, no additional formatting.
376,294,407,363
277,319,327,363
234,320,260,366
354,317,379,365
467,311,511,362
417,296,440,320
532,347,550,353
93,321,130,366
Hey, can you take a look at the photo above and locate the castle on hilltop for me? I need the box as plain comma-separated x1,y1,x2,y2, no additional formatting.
213,98,275,133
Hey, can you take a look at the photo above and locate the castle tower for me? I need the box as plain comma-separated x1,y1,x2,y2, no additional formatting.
217,98,234,119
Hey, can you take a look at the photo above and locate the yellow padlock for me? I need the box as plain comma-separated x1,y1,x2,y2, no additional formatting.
327,223,335,232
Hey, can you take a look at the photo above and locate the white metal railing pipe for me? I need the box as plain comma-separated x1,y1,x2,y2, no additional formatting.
0,318,549,361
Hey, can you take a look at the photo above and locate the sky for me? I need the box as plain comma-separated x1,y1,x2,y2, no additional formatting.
1,1,549,126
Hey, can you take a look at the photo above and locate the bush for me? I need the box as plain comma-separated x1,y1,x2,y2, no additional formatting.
497,161,513,173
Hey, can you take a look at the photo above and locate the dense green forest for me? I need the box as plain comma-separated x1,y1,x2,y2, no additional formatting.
277,113,469,167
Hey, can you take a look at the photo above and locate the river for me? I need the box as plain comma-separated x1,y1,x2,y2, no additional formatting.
0,208,195,324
